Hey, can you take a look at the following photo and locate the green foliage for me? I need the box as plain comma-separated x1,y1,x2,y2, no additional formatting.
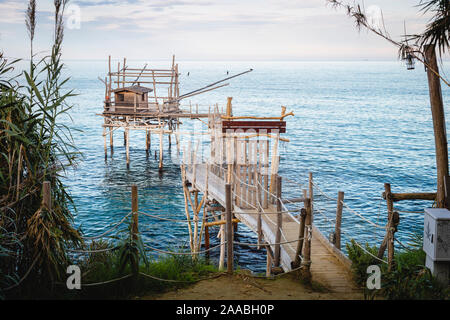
346,239,380,287
346,237,450,300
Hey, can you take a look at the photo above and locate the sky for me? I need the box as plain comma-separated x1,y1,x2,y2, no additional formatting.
0,0,438,61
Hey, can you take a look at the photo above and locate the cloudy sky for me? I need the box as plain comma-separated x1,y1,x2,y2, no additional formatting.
0,0,436,61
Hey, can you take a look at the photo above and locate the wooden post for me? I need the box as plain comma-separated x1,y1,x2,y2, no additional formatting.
109,127,113,154
125,128,130,169
266,245,273,277
159,127,163,172
226,97,233,117
444,175,450,209
308,172,313,222
378,183,393,260
335,191,344,250
293,208,306,268
42,181,51,211
145,130,150,156
257,173,262,249
226,184,233,274
300,198,312,281
131,185,139,278
103,127,107,160
219,214,225,271
425,44,448,208
274,175,282,267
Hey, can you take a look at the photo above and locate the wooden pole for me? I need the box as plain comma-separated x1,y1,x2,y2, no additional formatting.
226,97,233,117
425,44,448,208
125,128,130,169
159,126,163,172
226,184,233,274
308,172,314,222
293,208,306,268
103,127,107,160
335,191,344,250
219,213,225,271
274,175,282,267
109,127,113,154
123,57,126,88
131,185,139,278
378,183,394,260
257,173,263,249
266,245,273,277
42,181,51,211
300,198,312,281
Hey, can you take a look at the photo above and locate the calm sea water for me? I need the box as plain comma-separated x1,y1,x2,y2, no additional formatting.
57,60,449,272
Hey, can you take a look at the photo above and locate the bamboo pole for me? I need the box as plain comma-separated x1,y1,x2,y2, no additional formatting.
335,191,344,250
181,166,194,252
226,184,233,274
219,212,225,271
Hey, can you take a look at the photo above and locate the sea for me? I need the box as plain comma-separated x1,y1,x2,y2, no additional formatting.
52,59,450,272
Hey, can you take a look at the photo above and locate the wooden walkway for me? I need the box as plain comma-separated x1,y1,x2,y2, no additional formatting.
185,164,358,293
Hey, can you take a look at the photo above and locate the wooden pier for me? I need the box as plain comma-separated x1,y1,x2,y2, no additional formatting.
98,56,251,170
180,104,358,293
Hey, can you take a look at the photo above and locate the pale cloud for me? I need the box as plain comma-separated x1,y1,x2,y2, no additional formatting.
0,0,439,60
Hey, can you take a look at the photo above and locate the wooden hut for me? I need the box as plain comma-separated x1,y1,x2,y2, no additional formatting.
111,85,152,113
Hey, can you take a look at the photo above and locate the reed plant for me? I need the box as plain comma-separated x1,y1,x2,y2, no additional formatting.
0,0,82,298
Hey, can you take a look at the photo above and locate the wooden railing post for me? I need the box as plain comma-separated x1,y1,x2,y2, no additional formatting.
257,173,263,249
292,207,306,268
300,198,312,281
378,183,393,260
131,185,139,278
335,191,344,250
308,172,314,222
274,175,282,267
225,184,234,274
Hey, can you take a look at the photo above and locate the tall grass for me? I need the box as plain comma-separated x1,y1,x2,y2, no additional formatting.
0,0,82,298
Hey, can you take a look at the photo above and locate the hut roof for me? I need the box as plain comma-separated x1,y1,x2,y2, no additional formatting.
113,85,153,94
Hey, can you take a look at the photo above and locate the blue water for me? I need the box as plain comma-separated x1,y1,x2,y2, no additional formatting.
58,60,449,272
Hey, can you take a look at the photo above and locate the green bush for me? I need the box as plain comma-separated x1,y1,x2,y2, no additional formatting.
346,237,450,300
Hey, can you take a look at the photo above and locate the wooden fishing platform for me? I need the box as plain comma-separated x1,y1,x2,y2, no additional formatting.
98,55,252,170
181,105,358,293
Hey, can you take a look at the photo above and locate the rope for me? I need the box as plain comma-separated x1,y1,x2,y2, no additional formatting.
144,242,224,255
80,274,133,287
66,245,121,254
80,212,132,240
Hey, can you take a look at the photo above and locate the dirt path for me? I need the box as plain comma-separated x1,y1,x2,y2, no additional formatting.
139,273,363,300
